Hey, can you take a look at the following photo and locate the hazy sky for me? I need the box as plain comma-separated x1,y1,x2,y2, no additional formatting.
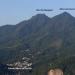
0,0,75,26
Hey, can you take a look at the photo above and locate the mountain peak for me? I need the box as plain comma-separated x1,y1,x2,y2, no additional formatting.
52,12,74,20
31,14,50,20
34,14,48,17
61,12,72,16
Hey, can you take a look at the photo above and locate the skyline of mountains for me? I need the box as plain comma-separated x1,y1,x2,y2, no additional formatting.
0,12,74,26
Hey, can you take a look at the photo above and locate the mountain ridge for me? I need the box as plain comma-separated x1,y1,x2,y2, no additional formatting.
0,12,75,65
1,12,74,27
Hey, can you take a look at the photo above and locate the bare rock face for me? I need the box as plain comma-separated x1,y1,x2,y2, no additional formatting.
48,69,63,75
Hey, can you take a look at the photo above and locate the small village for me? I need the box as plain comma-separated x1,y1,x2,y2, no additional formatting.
7,57,32,70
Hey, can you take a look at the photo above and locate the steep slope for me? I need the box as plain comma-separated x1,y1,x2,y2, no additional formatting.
0,14,50,63
32,12,75,60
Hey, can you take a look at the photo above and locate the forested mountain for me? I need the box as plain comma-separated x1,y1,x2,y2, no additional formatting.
0,12,75,75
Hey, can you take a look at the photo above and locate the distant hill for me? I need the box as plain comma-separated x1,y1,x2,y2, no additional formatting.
0,12,75,75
